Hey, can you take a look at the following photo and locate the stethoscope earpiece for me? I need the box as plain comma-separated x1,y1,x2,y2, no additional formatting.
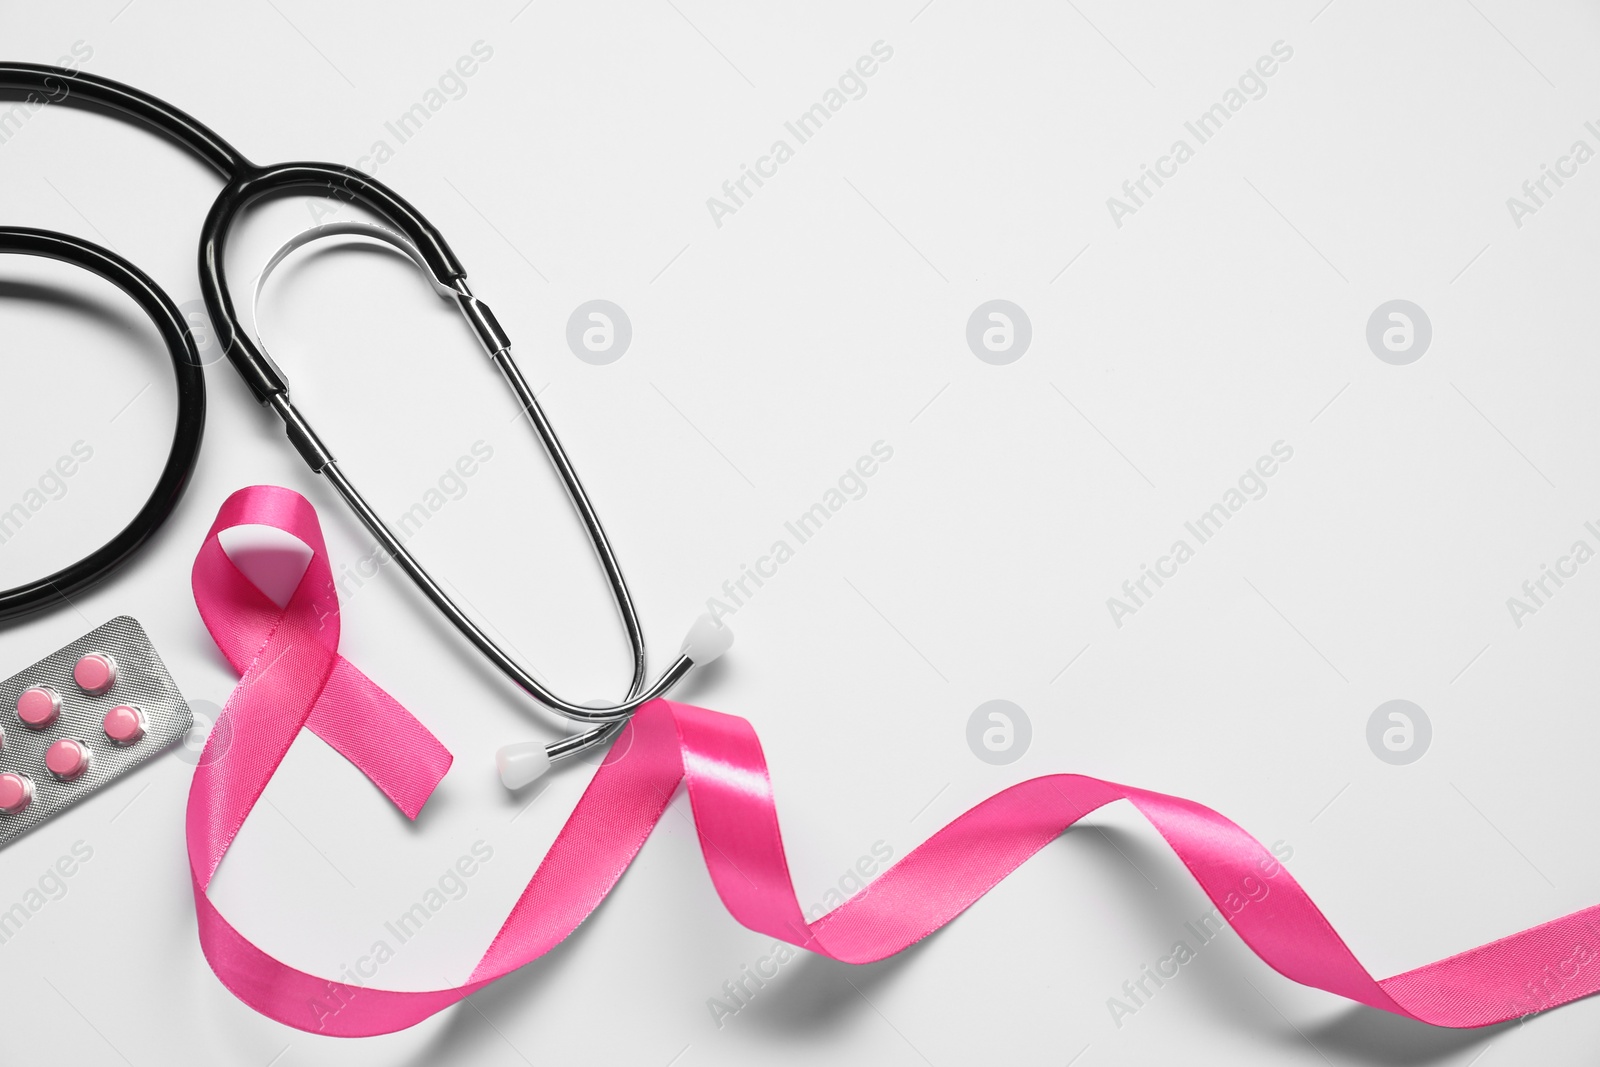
495,613,732,791
679,612,735,665
495,742,549,791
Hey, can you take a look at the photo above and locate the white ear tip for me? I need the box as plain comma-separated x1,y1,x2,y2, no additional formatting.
496,742,552,791
680,613,733,664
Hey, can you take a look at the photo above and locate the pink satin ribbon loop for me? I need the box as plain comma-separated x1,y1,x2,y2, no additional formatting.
188,485,451,878
187,486,1600,1037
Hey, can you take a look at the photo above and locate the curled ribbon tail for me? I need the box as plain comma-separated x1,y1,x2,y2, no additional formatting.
184,487,1600,1037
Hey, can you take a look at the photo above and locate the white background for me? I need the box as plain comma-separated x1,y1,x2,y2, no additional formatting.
1,0,1598,1063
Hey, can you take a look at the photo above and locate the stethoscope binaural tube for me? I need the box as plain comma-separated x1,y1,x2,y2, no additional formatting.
236,220,732,776
0,62,730,773
0,228,206,623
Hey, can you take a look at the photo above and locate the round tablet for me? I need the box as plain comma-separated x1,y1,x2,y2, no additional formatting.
102,704,146,746
73,653,117,695
45,739,90,782
0,773,32,815
16,686,60,729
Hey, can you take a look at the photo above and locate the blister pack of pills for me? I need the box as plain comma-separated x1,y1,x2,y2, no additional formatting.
0,616,192,847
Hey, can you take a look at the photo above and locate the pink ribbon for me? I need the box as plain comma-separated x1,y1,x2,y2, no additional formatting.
190,485,1600,1036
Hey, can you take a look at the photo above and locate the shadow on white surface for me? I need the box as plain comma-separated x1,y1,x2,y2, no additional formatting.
1093,825,1500,1067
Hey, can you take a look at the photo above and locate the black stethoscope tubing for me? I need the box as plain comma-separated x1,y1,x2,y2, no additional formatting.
0,64,711,770
0,227,205,621
0,61,466,622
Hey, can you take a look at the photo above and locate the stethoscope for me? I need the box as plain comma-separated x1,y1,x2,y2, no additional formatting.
0,62,729,780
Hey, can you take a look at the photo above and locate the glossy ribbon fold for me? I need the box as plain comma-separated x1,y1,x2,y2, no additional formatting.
189,486,1598,1037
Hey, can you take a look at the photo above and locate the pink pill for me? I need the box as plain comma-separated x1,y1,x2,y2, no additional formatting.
45,739,90,782
73,653,117,695
102,704,146,746
0,773,32,815
16,686,60,729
